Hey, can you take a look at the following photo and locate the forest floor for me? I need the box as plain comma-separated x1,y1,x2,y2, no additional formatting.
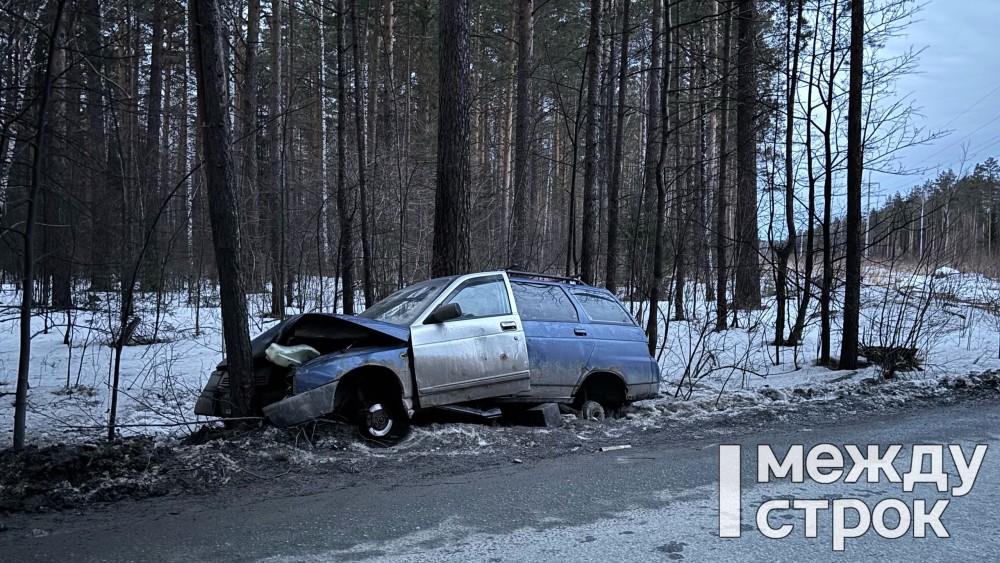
2,265,1000,514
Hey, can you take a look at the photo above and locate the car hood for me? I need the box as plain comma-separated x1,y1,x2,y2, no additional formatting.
219,313,410,369
340,314,411,341
288,313,410,343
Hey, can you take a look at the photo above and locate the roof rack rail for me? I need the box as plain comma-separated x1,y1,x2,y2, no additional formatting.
505,270,588,285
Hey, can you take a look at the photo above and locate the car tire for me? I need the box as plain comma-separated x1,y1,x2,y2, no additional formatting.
357,395,410,445
579,400,606,421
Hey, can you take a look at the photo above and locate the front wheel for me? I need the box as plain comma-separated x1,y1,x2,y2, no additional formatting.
357,393,409,444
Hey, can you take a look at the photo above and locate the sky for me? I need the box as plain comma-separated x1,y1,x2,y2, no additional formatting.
870,0,1000,201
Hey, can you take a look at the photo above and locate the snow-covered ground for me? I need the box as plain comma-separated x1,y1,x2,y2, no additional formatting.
0,285,281,444
640,264,1000,402
2,266,999,446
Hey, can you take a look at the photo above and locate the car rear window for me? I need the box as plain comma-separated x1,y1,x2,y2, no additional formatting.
512,282,579,322
571,290,634,324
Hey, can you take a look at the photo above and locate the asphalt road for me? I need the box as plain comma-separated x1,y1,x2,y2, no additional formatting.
3,396,999,562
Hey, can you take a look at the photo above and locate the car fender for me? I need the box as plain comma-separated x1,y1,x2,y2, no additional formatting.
264,345,413,427
292,344,412,397
571,368,628,398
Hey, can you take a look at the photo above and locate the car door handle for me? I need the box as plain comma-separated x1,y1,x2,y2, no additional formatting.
574,328,587,336
500,321,518,331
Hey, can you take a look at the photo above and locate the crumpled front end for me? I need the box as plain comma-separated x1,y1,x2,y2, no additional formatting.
262,344,412,427
193,313,411,421
194,370,229,417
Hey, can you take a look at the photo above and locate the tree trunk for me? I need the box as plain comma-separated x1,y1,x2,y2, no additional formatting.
137,0,165,293
431,0,471,277
596,0,618,279
646,0,670,356
510,0,533,270
580,0,602,285
190,0,256,417
839,0,864,369
733,0,761,311
641,0,663,301
239,0,260,277
605,0,630,295
318,0,330,267
47,36,72,310
13,0,66,451
337,0,356,313
265,0,285,317
367,10,381,302
499,22,516,259
283,0,295,309
820,0,840,364
564,65,588,278
715,0,734,331
671,2,686,321
351,0,374,308
697,29,713,304
788,0,822,346
775,0,804,346
82,0,112,291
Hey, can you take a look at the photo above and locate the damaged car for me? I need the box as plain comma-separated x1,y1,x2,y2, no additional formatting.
195,271,660,441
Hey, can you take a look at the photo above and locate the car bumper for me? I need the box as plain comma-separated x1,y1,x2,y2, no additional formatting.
629,381,659,401
194,370,230,417
261,381,340,428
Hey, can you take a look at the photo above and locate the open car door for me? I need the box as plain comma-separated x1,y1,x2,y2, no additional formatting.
409,273,530,408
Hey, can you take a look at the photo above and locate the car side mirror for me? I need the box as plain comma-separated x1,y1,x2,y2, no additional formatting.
428,302,462,323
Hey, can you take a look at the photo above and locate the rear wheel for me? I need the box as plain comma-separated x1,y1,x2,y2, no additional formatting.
575,372,627,421
579,400,606,421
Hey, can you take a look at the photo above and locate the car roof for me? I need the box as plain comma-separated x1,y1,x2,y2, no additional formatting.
509,276,569,287
508,275,610,295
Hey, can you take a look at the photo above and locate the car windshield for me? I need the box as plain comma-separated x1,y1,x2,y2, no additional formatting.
358,277,455,326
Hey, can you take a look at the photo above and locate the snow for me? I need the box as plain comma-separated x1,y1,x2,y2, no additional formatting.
628,264,1000,419
2,266,1000,446
0,287,281,444
934,266,961,278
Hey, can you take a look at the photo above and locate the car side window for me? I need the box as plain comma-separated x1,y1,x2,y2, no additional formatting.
571,290,634,324
440,275,512,320
511,282,579,322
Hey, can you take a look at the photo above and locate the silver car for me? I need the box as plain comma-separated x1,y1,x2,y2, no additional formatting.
195,271,660,441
